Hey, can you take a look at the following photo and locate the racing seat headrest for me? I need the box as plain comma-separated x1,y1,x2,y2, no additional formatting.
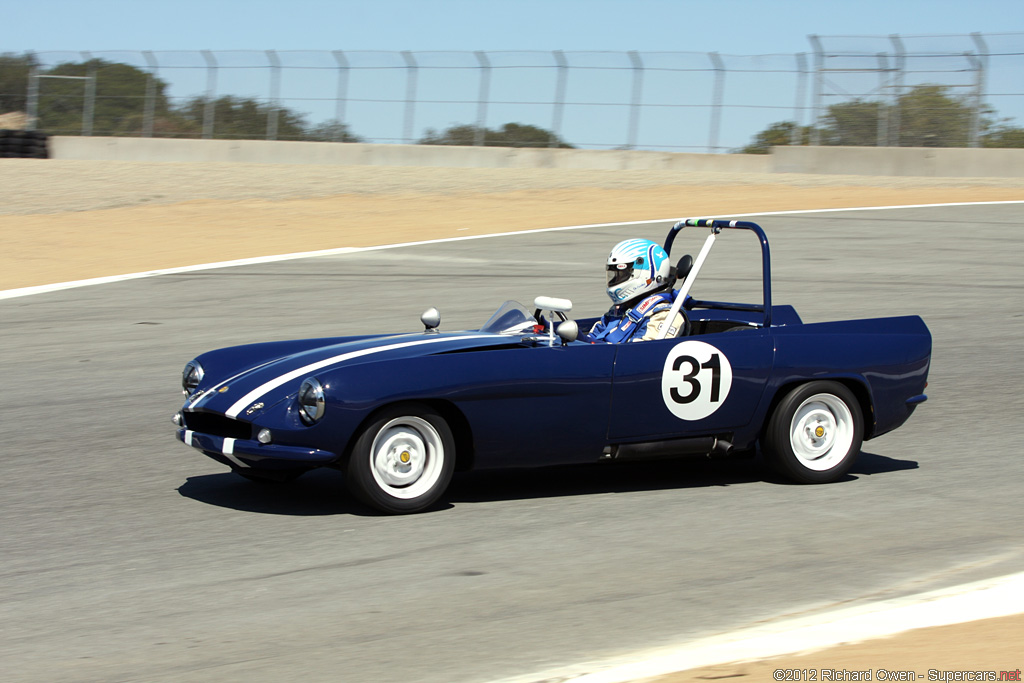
672,254,693,286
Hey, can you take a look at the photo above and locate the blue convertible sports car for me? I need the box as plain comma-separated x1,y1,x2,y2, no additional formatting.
174,219,931,514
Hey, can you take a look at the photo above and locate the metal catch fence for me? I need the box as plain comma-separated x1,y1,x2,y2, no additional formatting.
1,33,1021,152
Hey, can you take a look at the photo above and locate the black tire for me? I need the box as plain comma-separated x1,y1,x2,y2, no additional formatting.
236,468,304,484
346,403,456,514
763,381,864,484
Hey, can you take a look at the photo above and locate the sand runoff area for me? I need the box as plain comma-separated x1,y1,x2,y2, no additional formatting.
1,159,1021,679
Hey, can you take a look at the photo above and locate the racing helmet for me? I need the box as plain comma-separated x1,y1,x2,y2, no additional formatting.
605,238,671,304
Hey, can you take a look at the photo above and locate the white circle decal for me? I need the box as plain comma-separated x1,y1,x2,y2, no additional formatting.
661,340,733,421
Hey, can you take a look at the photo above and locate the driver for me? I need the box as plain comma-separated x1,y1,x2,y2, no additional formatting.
580,238,687,343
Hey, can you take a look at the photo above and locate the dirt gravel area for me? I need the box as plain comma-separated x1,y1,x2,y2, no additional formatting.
0,158,1021,677
0,159,1022,290
650,612,1024,682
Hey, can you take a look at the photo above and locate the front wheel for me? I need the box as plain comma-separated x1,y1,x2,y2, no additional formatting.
763,381,864,484
346,404,456,514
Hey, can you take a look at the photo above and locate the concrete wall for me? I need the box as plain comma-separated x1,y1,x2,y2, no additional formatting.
772,145,1024,177
49,136,772,173
48,136,1023,177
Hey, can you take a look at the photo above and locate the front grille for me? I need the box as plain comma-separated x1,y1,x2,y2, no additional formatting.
183,412,253,440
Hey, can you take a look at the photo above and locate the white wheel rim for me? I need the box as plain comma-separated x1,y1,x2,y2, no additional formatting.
788,393,855,471
369,416,444,500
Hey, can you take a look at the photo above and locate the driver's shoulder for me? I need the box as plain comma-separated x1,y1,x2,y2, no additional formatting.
631,291,675,316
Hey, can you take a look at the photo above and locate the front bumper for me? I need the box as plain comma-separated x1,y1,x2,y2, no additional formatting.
176,428,339,470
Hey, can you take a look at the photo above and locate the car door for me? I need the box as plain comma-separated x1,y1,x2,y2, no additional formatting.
607,329,775,442
447,340,618,468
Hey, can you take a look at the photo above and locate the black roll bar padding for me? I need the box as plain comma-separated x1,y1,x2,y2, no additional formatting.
664,218,772,328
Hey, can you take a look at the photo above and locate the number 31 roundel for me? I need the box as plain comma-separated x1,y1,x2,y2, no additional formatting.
661,340,733,421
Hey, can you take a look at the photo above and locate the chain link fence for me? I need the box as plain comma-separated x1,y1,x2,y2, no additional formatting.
1,33,1021,152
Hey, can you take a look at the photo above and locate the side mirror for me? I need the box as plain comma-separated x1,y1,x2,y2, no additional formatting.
533,296,572,316
421,307,440,333
556,320,579,343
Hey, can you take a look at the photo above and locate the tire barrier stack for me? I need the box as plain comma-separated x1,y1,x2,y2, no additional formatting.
0,130,49,159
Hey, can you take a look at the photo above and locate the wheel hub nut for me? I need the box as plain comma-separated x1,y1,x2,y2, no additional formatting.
814,426,825,438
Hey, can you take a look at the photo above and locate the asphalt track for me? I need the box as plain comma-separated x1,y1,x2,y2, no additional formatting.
1,204,1022,682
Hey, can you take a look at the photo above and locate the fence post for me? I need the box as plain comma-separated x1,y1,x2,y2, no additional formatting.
876,52,890,147
792,52,808,146
201,50,217,139
808,35,823,146
81,52,96,136
142,51,158,138
969,32,989,148
332,50,349,141
266,50,281,140
474,51,491,146
25,54,39,131
707,52,725,153
401,51,418,144
627,51,643,150
551,50,568,148
889,35,905,146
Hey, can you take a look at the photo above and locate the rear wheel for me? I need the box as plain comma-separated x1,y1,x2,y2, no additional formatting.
347,404,456,514
763,381,863,483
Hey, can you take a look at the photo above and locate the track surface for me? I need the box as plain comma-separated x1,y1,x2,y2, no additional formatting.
1,205,1022,682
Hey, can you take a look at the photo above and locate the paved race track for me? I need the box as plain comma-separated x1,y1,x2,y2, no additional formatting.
1,204,1022,682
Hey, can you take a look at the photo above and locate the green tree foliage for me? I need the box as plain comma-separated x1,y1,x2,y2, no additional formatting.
736,121,811,154
982,120,1024,147
888,85,973,147
36,59,180,135
5,56,364,141
738,84,1023,151
819,99,885,146
175,95,309,140
419,122,574,148
0,53,31,114
304,118,363,142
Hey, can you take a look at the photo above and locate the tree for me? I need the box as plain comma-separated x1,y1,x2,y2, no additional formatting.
737,84,1023,151
981,119,1024,148
419,122,573,148
890,85,974,147
304,119,362,142
35,59,180,136
736,121,811,154
174,95,308,140
0,53,31,115
818,98,884,146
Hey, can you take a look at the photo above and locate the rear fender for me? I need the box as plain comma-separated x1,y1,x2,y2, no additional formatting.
758,374,876,443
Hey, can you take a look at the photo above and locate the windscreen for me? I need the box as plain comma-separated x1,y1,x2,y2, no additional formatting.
479,301,537,334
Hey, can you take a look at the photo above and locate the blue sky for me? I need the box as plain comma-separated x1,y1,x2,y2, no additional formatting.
5,0,1022,150
4,0,1021,53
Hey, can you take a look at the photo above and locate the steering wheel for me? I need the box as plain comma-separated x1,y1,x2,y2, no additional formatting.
534,307,568,323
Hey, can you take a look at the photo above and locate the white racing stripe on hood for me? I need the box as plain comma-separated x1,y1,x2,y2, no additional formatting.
225,335,491,419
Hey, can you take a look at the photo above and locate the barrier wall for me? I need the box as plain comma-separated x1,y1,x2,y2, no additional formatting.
771,145,1024,177
47,136,1024,177
48,137,772,172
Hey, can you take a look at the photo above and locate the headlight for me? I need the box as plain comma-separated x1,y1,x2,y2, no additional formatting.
182,361,204,396
297,377,325,425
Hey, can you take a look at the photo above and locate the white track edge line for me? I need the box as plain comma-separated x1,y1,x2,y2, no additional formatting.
3,199,1022,301
491,570,1024,683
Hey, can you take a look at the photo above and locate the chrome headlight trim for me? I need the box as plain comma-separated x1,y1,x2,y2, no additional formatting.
182,361,204,396
297,377,325,425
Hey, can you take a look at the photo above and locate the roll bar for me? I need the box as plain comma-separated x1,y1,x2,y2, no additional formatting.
663,218,773,329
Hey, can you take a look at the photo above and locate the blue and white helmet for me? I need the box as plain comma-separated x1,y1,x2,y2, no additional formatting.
605,238,671,304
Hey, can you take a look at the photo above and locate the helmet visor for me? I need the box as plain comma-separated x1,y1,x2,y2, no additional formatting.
607,263,635,287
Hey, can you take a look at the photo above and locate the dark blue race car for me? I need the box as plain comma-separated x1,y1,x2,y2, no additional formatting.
174,219,931,514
